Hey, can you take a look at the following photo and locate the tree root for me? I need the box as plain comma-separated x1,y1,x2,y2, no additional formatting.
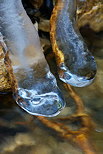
36,83,97,154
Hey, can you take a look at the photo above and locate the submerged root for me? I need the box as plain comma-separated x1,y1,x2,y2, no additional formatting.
37,82,96,154
34,51,97,153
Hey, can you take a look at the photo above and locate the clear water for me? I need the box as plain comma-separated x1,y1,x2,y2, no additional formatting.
0,45,103,153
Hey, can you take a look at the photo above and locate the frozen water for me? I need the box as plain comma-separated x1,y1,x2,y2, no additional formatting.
0,0,65,117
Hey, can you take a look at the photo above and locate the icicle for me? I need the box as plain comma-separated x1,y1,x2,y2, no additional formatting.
50,0,97,87
0,0,65,117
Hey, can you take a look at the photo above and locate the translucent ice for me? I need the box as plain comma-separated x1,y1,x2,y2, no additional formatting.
0,0,65,117
50,0,97,87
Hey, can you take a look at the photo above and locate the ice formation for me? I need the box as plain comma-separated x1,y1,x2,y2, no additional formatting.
0,0,65,117
50,0,97,87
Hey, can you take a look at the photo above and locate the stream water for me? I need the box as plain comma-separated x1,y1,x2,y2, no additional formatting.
0,42,103,153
